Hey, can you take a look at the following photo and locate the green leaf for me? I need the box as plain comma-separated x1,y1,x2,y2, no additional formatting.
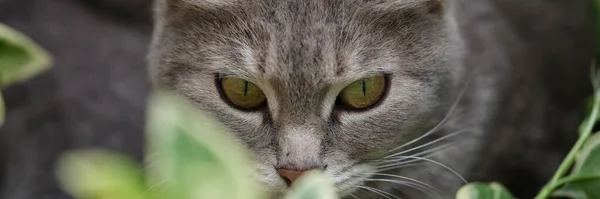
579,96,596,136
563,132,600,198
578,119,592,136
573,132,600,174
455,182,515,199
284,171,339,199
585,96,595,118
0,23,51,128
145,90,266,199
552,189,588,199
55,149,147,199
0,23,51,88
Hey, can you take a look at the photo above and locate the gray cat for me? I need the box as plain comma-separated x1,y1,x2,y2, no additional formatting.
0,0,592,198
147,0,591,198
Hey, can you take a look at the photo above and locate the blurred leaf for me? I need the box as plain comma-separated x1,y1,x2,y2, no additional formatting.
145,90,266,199
552,189,588,199
284,171,339,199
55,149,147,199
573,132,600,175
0,23,51,128
562,133,600,198
580,97,596,136
579,119,592,136
0,23,51,88
455,182,515,199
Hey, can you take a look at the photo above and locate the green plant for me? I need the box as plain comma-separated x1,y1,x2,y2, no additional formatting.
456,66,600,199
455,0,600,197
56,72,600,199
0,23,52,126
54,6,600,198
56,91,339,199
0,0,591,197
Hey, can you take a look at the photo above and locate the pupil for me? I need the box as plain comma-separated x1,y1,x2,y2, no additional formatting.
244,81,249,96
362,80,367,96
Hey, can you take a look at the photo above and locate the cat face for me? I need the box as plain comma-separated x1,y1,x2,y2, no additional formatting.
149,0,463,197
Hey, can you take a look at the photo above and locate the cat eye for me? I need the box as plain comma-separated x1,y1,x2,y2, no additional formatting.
218,76,267,110
337,75,386,110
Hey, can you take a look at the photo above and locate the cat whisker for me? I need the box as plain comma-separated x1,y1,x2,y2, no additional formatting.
376,144,453,171
375,162,425,174
365,178,441,199
377,142,452,168
146,179,167,192
143,153,162,171
381,133,461,162
348,192,360,199
383,127,472,159
365,173,441,194
353,187,374,199
356,185,399,199
371,128,465,172
386,66,478,154
379,156,467,184
387,184,409,198
334,184,357,199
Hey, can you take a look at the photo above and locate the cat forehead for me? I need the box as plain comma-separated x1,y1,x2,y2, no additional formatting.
162,0,442,14
161,0,444,34
156,0,447,83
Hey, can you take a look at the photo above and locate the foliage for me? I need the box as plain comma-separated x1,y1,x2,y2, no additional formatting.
55,71,600,199
455,183,515,199
3,3,600,198
455,71,600,199
55,91,339,199
0,23,52,126
456,0,600,198
0,20,337,199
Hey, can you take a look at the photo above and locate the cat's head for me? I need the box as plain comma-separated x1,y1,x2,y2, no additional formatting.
148,0,464,197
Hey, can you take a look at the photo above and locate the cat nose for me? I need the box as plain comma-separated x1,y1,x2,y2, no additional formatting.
277,169,307,186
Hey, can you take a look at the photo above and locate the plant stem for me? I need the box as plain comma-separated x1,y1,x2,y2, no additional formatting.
545,175,600,193
533,90,600,199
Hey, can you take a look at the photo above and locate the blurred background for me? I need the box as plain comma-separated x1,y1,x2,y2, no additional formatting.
0,0,151,198
0,0,594,198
